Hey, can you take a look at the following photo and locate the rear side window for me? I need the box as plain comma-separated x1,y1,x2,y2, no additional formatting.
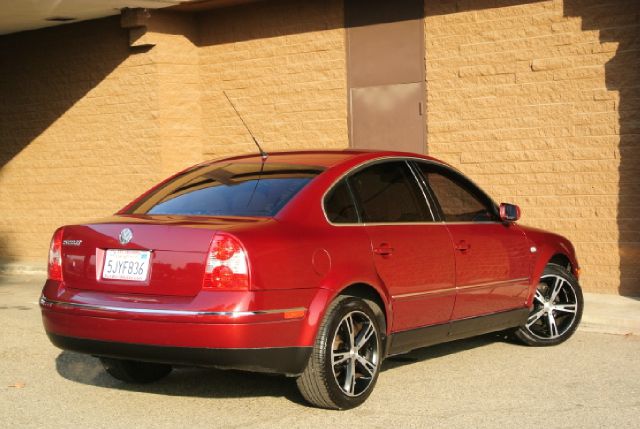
129,162,324,217
324,179,359,223
416,163,496,222
349,161,432,223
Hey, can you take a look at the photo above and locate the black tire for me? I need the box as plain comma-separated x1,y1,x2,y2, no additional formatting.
99,358,172,383
515,263,583,346
296,296,385,410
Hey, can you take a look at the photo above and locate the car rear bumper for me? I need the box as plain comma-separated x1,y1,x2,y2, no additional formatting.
40,286,333,375
47,333,312,375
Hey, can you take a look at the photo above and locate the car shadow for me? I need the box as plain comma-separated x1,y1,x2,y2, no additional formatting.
55,332,511,404
382,332,509,371
55,351,308,405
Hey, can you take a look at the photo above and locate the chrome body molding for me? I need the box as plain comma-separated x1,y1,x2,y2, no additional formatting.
39,295,306,318
392,277,530,300
392,287,454,299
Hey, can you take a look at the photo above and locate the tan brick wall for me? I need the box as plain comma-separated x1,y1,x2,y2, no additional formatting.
0,17,162,264
147,11,204,177
424,0,640,295
0,1,348,266
1,0,636,297
197,0,348,157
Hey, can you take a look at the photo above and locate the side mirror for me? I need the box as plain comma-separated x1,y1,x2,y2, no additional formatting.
499,203,521,222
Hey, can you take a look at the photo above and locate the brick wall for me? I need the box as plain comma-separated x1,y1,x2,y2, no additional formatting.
0,0,348,266
424,0,640,295
149,11,204,177
0,17,162,264
0,0,636,296
198,0,348,158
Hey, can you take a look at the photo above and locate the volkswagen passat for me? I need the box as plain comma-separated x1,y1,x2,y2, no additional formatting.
40,150,583,409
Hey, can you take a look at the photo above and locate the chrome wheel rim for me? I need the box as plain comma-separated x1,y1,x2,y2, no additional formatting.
526,274,578,340
330,310,379,397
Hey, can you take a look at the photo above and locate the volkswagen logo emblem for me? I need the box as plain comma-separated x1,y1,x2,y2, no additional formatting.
119,228,133,245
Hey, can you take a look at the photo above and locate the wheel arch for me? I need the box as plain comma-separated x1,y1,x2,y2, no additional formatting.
331,282,394,361
528,246,579,306
338,283,388,328
548,253,573,272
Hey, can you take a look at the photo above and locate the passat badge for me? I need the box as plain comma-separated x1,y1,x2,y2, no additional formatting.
62,239,82,247
119,228,133,245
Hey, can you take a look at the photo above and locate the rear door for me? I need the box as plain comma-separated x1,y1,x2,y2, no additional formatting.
414,162,531,320
348,160,456,331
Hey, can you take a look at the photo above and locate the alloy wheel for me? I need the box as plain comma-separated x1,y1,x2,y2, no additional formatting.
525,274,579,340
330,310,379,397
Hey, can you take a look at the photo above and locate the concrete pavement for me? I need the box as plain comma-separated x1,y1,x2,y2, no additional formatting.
1,273,639,428
582,292,640,335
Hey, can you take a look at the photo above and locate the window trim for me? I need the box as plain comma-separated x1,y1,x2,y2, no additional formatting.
321,157,439,227
410,160,500,223
324,176,362,224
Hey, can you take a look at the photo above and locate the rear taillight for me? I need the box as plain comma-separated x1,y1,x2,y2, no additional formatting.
48,228,64,281
203,234,249,290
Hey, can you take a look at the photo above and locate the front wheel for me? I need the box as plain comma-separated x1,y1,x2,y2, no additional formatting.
515,264,583,346
296,296,384,410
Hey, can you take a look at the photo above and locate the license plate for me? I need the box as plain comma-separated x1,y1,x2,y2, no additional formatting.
102,250,151,282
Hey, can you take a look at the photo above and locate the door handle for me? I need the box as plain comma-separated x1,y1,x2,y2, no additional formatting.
454,240,471,253
374,243,394,257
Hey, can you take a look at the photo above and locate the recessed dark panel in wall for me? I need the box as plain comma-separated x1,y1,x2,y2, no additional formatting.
348,19,424,88
346,0,426,153
351,83,424,154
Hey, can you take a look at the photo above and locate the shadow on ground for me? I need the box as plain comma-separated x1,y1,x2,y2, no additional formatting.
55,333,507,404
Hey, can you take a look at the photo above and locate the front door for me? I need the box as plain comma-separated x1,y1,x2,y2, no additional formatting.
348,160,456,332
414,162,531,320
445,223,531,319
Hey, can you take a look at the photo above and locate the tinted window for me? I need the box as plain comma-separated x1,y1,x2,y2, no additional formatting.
129,163,323,217
350,161,432,223
417,163,496,222
325,179,359,223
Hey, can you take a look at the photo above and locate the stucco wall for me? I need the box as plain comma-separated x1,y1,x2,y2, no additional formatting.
424,0,639,294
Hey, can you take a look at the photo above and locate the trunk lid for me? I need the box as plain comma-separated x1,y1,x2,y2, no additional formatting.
60,214,265,296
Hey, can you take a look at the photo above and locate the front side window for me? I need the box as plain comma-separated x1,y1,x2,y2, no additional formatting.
128,162,324,217
324,179,359,224
416,163,496,222
349,161,432,223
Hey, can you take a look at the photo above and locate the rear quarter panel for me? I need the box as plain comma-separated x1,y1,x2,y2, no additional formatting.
234,219,390,339
234,155,394,335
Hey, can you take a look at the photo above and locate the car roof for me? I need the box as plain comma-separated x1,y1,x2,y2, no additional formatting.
208,149,446,169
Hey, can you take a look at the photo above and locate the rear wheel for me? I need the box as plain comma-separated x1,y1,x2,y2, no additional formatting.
296,296,384,410
515,264,583,346
99,358,172,383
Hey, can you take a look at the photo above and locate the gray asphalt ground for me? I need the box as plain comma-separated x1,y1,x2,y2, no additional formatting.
1,274,639,428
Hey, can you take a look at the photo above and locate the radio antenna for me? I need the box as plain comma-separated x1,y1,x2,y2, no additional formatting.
223,91,268,161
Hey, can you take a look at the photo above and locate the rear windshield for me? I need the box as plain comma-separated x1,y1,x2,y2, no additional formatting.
128,162,324,217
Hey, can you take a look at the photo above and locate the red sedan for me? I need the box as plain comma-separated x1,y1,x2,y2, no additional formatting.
40,150,583,409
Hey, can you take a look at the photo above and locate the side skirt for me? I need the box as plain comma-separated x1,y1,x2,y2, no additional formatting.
387,308,529,356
